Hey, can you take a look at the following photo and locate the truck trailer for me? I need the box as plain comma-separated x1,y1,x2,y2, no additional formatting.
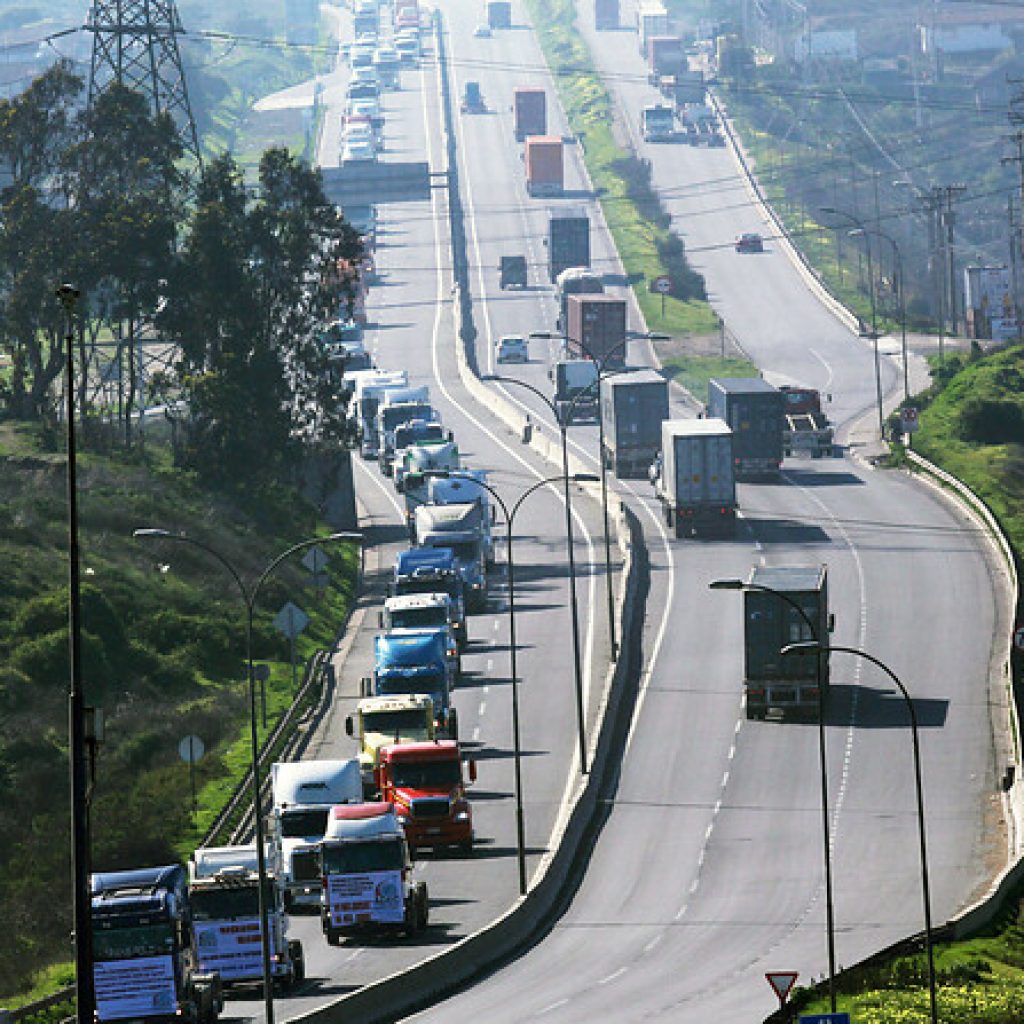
780,385,835,458
566,294,628,367
706,376,784,480
524,136,564,197
741,565,831,720
601,370,670,477
513,86,546,140
652,418,736,538
554,266,604,333
548,210,590,281
595,0,619,29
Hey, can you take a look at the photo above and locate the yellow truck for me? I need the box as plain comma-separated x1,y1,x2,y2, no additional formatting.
345,694,435,797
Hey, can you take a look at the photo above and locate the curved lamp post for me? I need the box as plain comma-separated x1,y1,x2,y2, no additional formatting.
132,528,363,1024
710,577,837,1013
783,641,938,1024
821,206,885,439
429,470,598,894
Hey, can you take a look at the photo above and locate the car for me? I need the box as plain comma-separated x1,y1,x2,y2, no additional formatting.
735,232,764,253
474,24,492,38
395,37,419,64
351,65,379,87
351,44,375,68
496,335,528,363
342,137,377,164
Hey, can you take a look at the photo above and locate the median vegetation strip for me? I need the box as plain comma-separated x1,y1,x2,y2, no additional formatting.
523,0,719,343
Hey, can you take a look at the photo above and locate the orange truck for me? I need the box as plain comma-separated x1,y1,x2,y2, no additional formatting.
525,136,564,197
375,740,476,855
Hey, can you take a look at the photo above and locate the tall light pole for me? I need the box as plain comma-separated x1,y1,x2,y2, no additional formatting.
59,283,95,1024
821,206,885,438
856,227,909,406
783,641,938,1024
429,471,597,894
487,375,596,775
709,577,837,1013
133,528,362,1024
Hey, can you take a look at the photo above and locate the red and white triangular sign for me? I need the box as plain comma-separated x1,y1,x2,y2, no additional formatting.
765,971,798,1004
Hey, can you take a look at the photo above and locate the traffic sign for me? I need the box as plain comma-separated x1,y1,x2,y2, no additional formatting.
273,601,309,640
302,545,330,574
653,274,672,294
765,971,798,1005
177,735,204,764
799,1014,851,1024
900,406,919,434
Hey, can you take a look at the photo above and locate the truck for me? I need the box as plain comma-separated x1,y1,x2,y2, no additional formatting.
376,386,433,475
318,803,428,943
741,565,831,720
413,502,488,612
499,254,528,289
269,759,362,908
652,418,736,538
554,266,603,333
377,740,477,855
660,68,705,108
188,846,304,988
780,385,835,458
367,631,458,738
513,86,546,141
636,1,669,56
681,103,721,145
600,370,670,477
647,35,686,83
91,865,223,1024
399,440,461,527
393,426,454,492
548,211,590,282
486,0,512,29
461,80,486,114
392,547,468,648
426,469,496,567
551,358,600,424
595,0,619,30
352,371,408,459
566,293,627,367
642,103,676,142
706,377,785,480
524,136,564,197
346,693,436,795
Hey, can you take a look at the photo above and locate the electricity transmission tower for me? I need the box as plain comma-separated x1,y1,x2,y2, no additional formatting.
85,0,201,166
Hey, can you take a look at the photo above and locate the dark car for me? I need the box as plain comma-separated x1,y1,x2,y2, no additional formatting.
735,232,764,253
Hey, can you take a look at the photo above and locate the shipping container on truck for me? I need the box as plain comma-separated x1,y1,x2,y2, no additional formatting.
554,266,604,332
548,211,590,282
487,0,512,28
647,35,685,82
653,418,736,538
595,0,618,29
524,135,563,197
636,1,669,56
741,565,831,720
601,370,670,477
706,376,784,480
566,294,627,367
513,86,546,140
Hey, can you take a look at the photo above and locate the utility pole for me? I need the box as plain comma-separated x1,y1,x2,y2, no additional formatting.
1010,197,1022,343
918,188,946,362
941,184,966,337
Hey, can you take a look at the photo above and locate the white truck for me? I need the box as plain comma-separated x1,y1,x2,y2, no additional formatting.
651,418,736,539
270,759,362,908
376,386,433,476
393,429,454,493
426,469,496,567
413,502,488,611
399,440,462,532
188,846,304,988
351,371,408,459
319,802,429,944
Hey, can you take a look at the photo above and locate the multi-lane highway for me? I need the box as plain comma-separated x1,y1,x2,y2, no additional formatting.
231,2,1007,1022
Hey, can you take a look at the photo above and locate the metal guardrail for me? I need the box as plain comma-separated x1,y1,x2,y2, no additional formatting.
5,987,74,1024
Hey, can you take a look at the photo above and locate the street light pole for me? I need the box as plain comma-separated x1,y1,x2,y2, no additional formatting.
133,529,362,1024
59,284,95,1024
433,471,597,894
863,228,909,406
709,578,837,1013
783,641,938,1024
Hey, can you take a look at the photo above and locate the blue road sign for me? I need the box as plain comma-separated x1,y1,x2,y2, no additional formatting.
799,1014,851,1024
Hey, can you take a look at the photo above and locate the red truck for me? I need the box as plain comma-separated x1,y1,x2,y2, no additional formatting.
566,294,627,368
513,86,546,141
525,136,563,197
376,741,477,855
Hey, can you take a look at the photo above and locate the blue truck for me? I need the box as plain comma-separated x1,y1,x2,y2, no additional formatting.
392,547,468,649
91,864,223,1024
365,630,459,739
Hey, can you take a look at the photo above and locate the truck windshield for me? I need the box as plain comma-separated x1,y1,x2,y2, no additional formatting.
92,921,175,961
382,404,429,430
395,579,459,599
190,882,273,921
280,808,330,838
391,608,447,628
363,709,430,732
378,672,444,697
391,760,460,788
321,838,404,874
448,543,480,562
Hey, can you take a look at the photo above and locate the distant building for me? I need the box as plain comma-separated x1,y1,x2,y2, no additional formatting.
919,5,1024,57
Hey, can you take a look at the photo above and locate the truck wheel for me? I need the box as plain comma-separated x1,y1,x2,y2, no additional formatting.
417,883,429,930
448,707,459,741
288,940,305,985
665,506,674,527
326,928,342,947
674,518,687,539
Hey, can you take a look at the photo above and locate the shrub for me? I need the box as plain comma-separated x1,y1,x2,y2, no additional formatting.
957,397,1024,444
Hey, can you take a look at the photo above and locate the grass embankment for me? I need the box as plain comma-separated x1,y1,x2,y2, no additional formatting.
0,423,357,1003
523,0,726,349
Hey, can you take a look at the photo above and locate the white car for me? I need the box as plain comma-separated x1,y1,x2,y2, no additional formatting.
496,335,528,363
342,137,377,164
474,24,492,38
395,37,419,64
351,44,375,68
351,65,379,87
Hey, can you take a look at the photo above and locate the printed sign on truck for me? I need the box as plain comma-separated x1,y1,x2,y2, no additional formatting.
326,870,404,926
94,955,177,1021
193,918,264,980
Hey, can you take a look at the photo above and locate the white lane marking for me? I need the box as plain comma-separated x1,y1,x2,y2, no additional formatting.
598,967,627,986
643,935,662,954
538,999,569,1016
478,701,487,716
472,726,481,742
809,347,835,392
486,658,494,672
